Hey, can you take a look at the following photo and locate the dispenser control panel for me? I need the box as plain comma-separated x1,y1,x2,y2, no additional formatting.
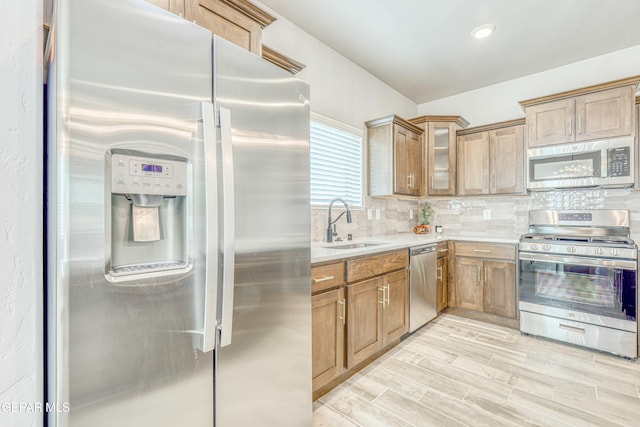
111,153,188,196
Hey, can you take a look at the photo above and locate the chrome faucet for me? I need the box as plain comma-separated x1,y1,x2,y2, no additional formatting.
327,198,352,243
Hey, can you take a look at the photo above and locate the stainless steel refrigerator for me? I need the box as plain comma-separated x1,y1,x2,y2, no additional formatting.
45,0,311,425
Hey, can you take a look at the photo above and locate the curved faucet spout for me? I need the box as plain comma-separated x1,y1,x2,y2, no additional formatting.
327,198,352,243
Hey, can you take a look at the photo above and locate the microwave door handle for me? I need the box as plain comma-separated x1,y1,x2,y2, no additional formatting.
218,107,235,348
199,101,218,353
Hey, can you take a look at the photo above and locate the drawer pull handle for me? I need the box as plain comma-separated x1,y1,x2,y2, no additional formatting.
437,265,443,282
473,249,491,253
437,249,448,253
559,324,586,334
378,287,385,305
313,275,335,283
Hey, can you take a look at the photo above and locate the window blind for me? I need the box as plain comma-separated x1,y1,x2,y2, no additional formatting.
310,113,363,207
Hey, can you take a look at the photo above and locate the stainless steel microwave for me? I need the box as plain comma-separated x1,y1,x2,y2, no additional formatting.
527,137,634,190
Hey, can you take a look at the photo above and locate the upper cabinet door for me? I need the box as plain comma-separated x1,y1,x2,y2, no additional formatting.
366,115,424,198
526,98,575,147
406,130,422,196
457,131,489,195
490,125,525,194
185,0,275,55
427,123,457,196
575,86,635,141
393,125,410,195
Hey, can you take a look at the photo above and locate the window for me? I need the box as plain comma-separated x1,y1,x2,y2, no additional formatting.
309,113,363,207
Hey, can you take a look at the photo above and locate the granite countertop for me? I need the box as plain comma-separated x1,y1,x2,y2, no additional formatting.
311,233,520,264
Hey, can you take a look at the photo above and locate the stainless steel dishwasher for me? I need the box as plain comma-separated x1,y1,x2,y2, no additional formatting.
409,244,438,333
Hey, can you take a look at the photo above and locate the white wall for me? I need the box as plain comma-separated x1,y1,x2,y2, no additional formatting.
257,3,418,129
418,44,640,127
0,0,43,425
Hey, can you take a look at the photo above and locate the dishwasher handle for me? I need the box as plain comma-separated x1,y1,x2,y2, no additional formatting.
411,244,437,256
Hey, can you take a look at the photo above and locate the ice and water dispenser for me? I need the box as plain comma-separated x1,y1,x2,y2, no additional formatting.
107,149,190,280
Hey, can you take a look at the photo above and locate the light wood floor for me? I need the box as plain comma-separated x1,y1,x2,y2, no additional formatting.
312,314,640,427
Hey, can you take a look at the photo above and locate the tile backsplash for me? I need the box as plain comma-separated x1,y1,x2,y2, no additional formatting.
311,188,640,243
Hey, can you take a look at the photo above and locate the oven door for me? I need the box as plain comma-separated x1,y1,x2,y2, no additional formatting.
519,252,636,326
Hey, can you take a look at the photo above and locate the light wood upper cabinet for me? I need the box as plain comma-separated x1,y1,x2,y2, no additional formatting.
185,0,275,55
457,131,490,196
143,0,275,55
409,116,469,197
521,78,639,147
490,125,525,194
457,120,525,196
575,86,635,141
525,98,574,147
392,122,422,196
366,115,423,198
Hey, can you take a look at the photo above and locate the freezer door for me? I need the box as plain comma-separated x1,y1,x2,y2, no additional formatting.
47,0,214,426
212,37,312,427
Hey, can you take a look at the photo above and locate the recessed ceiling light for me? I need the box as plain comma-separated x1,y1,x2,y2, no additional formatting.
471,24,495,39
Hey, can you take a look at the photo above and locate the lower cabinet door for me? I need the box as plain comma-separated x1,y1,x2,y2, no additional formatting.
347,277,383,368
382,269,409,347
455,257,483,311
483,260,516,318
312,287,345,392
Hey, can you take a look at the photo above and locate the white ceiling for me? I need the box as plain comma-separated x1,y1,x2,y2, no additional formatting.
259,0,640,104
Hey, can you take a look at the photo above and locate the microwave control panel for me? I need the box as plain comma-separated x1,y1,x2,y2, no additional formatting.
608,147,630,177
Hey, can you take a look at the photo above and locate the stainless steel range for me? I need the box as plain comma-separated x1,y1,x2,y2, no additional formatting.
519,210,637,358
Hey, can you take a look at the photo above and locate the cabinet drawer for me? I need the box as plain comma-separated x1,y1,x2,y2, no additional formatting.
311,262,345,293
347,250,409,283
454,242,515,260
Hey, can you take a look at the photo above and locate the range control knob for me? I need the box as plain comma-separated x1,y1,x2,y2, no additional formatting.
542,244,551,251
531,244,539,250
567,246,577,253
593,248,605,256
611,248,620,256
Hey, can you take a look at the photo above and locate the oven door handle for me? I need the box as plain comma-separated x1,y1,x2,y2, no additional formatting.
519,252,637,270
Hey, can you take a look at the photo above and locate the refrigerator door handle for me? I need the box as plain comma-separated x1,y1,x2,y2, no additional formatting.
199,101,218,353
218,107,235,347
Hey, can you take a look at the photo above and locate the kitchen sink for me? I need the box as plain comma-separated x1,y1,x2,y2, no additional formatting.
323,242,384,250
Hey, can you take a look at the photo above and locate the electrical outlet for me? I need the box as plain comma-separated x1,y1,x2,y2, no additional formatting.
375,209,381,220
367,209,373,220
409,209,413,219
483,209,491,220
